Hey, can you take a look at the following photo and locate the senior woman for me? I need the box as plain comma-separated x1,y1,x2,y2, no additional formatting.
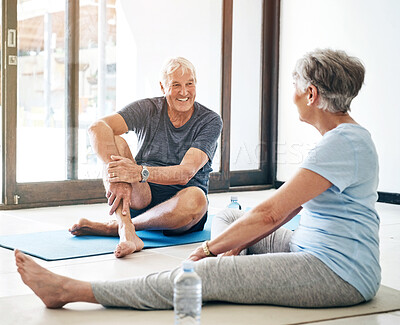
15,48,379,309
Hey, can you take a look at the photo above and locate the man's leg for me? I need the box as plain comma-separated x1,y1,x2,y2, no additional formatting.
70,135,207,256
70,184,207,237
69,136,150,257
73,185,208,237
130,186,208,234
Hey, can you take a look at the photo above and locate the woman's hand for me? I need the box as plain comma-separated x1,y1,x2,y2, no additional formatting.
188,245,242,261
107,155,141,183
188,245,208,261
221,247,242,257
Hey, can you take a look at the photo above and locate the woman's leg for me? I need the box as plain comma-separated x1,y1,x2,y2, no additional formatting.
92,252,364,309
15,250,97,308
196,253,364,307
16,247,364,309
211,209,245,239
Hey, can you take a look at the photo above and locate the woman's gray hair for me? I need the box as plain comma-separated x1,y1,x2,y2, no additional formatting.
160,57,197,87
292,49,365,113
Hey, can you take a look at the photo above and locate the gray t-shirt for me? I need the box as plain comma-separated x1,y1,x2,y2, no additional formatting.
118,97,222,194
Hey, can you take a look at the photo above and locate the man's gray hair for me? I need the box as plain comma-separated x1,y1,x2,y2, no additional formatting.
160,57,197,87
292,49,365,113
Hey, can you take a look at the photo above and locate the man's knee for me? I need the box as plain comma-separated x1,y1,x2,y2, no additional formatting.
130,194,151,211
179,187,208,214
165,187,207,231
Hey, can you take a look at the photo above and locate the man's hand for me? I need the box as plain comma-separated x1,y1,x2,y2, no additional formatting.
106,182,132,215
107,155,141,183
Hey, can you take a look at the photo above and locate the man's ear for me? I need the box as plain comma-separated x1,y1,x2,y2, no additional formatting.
307,85,318,106
160,82,165,95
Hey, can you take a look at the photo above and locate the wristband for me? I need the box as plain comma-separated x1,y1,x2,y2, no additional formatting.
202,241,216,257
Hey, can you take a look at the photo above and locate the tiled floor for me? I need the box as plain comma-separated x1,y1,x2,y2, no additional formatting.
0,189,399,324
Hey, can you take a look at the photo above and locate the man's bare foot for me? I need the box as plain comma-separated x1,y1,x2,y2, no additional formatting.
69,218,118,236
14,249,96,308
114,223,144,258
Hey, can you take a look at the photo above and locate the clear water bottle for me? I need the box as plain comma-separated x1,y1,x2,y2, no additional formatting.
174,260,202,325
227,195,242,210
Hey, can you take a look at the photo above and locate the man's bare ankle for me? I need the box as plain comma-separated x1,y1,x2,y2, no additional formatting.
106,222,119,236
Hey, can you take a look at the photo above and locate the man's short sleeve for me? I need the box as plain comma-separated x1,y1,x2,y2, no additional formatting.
118,98,161,133
191,115,222,161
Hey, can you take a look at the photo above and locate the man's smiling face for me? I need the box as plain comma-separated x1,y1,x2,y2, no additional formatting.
161,67,196,113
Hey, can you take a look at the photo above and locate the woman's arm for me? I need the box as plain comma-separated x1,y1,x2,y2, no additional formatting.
189,168,332,261
220,206,303,257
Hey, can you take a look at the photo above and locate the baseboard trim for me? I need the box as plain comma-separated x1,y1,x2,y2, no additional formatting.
377,192,400,205
274,181,400,205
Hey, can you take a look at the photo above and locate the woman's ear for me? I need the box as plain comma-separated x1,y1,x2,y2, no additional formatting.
307,85,318,106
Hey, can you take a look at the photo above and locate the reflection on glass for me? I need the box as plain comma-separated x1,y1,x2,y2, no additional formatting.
230,0,262,171
78,0,117,179
17,0,66,182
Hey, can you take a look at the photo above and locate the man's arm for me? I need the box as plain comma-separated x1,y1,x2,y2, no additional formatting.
107,147,209,185
149,147,209,185
88,113,129,164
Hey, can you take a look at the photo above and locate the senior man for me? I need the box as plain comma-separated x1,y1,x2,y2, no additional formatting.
69,57,222,258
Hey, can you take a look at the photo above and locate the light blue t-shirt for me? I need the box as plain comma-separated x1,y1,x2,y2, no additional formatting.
290,123,380,301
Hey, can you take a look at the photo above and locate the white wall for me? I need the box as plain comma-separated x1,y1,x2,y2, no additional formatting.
278,0,400,193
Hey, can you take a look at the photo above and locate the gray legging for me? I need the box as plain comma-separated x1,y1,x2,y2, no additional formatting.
91,209,364,309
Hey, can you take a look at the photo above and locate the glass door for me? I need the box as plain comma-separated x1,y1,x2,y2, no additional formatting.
10,0,108,206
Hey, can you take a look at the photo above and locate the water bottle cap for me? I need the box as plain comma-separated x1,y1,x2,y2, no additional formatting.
182,260,194,272
231,195,238,201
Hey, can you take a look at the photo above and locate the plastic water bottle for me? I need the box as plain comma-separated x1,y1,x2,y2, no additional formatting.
174,260,202,325
227,195,242,210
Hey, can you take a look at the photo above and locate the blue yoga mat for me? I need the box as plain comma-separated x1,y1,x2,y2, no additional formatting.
0,228,211,261
0,212,300,261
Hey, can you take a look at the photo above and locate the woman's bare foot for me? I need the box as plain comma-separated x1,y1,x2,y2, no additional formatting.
69,218,119,236
14,249,97,308
114,223,144,258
